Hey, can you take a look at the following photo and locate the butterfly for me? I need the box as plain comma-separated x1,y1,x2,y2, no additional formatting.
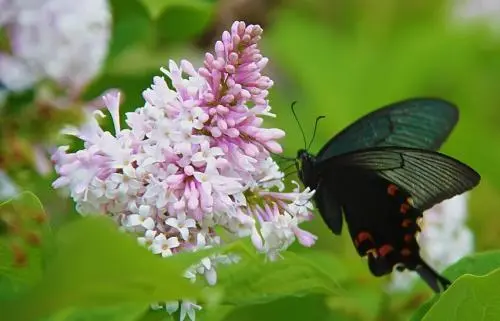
294,98,481,293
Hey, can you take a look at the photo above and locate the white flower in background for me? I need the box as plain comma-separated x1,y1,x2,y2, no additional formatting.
0,170,18,200
453,0,500,28
0,0,111,92
51,21,317,321
388,193,474,292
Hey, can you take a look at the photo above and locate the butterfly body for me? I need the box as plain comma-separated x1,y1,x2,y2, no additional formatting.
295,98,480,293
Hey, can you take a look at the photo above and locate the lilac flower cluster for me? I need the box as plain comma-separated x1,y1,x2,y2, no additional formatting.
52,21,316,319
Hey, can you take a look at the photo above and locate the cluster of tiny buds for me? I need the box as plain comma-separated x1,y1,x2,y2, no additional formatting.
0,206,47,268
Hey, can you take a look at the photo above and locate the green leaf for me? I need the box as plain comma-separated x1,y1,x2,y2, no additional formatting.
0,216,203,321
411,251,500,320
137,309,176,321
155,3,214,43
43,304,148,321
410,296,439,321
1,89,35,116
215,249,345,306
325,283,383,320
443,250,500,280
140,0,215,19
0,192,51,300
221,294,336,321
107,0,152,62
422,268,500,321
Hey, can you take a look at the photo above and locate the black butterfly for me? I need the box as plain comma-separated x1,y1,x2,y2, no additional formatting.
294,98,481,293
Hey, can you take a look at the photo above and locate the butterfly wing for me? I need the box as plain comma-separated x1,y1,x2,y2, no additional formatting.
316,98,458,161
313,180,343,234
323,146,480,211
325,157,464,293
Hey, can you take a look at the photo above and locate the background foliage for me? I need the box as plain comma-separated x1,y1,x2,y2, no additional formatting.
1,0,500,320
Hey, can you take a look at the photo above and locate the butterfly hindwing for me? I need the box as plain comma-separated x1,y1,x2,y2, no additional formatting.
332,170,451,291
332,171,420,261
316,98,458,161
314,180,343,235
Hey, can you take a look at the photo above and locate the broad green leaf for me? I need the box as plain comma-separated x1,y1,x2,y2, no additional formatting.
422,268,500,321
155,3,214,43
215,249,345,306
325,283,383,320
0,216,202,321
443,250,500,280
1,89,35,116
411,251,500,320
137,309,176,321
107,0,152,63
410,296,439,321
221,294,337,321
0,192,51,299
43,303,148,321
140,0,215,19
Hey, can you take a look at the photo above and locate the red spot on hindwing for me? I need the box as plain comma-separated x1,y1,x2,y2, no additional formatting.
379,244,394,257
387,184,399,196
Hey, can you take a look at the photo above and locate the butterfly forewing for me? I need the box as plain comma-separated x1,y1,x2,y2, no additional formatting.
316,98,458,161
324,146,480,211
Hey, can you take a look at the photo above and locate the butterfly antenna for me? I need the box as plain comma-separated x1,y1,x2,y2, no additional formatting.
307,115,326,151
281,162,297,173
283,170,298,179
270,152,295,162
291,101,307,149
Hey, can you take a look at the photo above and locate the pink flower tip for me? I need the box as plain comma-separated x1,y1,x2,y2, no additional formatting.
293,227,318,247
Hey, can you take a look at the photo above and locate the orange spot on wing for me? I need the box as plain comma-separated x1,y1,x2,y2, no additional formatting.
402,219,413,228
401,248,411,256
387,184,398,196
400,203,410,214
357,231,374,243
404,234,413,243
379,244,394,257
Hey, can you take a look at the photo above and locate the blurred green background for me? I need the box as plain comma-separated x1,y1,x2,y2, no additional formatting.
2,0,500,320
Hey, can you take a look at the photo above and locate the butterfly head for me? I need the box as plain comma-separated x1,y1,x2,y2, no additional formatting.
296,149,317,188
